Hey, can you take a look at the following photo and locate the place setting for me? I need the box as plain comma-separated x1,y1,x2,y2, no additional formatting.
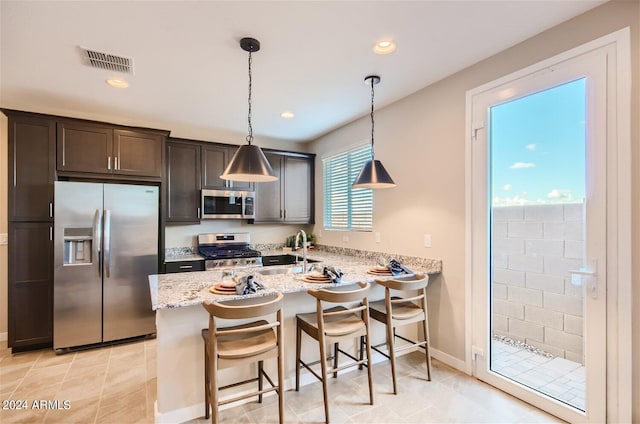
301,264,343,284
367,256,393,276
367,256,414,276
209,270,238,295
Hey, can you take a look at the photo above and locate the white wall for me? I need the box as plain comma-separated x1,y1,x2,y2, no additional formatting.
309,2,639,418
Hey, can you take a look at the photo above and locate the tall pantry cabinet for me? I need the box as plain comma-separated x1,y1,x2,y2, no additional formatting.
5,111,56,350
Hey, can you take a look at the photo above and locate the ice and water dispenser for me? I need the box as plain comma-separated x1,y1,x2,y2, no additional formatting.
63,228,93,265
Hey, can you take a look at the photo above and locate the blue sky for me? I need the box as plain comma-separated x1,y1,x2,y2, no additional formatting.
490,78,586,206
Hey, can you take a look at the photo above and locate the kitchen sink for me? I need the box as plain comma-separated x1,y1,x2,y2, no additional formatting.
261,254,321,266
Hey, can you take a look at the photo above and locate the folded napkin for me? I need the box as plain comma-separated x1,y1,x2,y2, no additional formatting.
389,259,413,276
235,274,266,295
323,266,343,284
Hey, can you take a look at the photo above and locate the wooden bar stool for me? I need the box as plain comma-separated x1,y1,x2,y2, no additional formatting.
202,292,284,424
295,282,374,424
368,274,432,394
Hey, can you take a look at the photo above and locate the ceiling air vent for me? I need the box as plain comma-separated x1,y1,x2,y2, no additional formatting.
81,47,134,74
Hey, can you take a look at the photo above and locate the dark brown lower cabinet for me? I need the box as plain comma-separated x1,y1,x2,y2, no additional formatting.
8,222,53,351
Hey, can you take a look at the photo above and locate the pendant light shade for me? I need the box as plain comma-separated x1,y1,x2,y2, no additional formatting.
221,37,277,183
352,75,396,189
352,159,396,189
220,144,276,182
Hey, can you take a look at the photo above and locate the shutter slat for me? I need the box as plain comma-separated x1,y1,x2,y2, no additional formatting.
323,145,373,231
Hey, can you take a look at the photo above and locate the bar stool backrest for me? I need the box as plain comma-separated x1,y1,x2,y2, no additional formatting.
202,292,284,320
375,274,429,292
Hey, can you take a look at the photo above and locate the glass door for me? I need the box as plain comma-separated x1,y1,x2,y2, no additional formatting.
470,46,609,422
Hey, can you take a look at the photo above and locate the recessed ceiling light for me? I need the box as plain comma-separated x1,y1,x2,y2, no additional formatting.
106,78,129,88
280,111,295,119
373,39,396,55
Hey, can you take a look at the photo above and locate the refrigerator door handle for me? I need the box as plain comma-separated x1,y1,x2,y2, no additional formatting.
104,209,111,278
94,209,103,278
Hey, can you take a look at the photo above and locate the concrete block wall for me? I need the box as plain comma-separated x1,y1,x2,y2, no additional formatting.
492,203,584,364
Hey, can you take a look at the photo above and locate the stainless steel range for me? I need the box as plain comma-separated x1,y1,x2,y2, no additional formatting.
197,233,263,270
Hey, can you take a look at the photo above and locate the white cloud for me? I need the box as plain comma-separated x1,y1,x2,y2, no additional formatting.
503,184,512,191
547,189,573,200
525,144,536,150
509,162,536,169
492,192,529,206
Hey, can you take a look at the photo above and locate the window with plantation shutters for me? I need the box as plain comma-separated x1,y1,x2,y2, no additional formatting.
323,145,373,231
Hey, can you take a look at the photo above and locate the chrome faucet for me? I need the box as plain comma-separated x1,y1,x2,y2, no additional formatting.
294,229,308,272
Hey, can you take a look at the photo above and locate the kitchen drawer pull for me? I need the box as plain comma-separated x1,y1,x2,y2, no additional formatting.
179,265,193,269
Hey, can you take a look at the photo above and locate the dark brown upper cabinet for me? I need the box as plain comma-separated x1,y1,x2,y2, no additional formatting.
254,153,284,223
57,121,163,178
166,140,202,223
7,113,56,222
253,152,314,224
201,144,228,189
114,129,163,177
201,144,253,190
283,156,313,223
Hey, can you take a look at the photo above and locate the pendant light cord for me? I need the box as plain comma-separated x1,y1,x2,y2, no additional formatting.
246,49,254,145
370,78,375,160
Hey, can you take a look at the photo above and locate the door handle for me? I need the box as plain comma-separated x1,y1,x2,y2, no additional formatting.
94,209,103,278
104,209,111,278
568,259,597,299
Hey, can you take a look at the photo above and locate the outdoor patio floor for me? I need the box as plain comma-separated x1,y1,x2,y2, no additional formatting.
491,338,585,411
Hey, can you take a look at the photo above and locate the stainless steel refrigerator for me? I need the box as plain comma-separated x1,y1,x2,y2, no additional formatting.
53,181,158,350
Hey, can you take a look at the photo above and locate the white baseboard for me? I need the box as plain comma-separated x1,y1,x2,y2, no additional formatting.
0,332,7,342
429,347,469,374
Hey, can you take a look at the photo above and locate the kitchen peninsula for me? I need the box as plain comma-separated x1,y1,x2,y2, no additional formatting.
149,249,441,423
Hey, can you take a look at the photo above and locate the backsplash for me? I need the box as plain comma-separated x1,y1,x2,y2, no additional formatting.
165,246,196,257
313,244,442,273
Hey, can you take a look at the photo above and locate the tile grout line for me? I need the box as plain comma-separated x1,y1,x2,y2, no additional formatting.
93,346,113,424
42,351,76,423
6,350,43,401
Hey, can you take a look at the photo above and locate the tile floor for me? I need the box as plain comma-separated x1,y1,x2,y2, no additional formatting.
491,339,585,411
0,339,562,423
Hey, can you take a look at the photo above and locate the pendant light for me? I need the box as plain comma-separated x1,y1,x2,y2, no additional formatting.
352,75,396,189
221,37,277,182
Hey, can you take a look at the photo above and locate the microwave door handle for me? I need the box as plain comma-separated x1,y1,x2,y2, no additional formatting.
94,209,103,278
104,209,111,278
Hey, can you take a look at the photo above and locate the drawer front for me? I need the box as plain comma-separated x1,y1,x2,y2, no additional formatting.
165,260,205,273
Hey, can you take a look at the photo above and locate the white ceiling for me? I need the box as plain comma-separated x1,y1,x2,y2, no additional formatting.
0,1,604,143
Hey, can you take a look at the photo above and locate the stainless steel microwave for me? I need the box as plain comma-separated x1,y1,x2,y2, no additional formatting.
201,189,255,219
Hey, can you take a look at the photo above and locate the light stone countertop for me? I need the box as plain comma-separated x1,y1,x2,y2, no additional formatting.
149,250,442,310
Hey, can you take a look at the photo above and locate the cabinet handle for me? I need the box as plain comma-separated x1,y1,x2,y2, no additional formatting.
115,157,119,170
49,226,53,241
279,209,282,218
108,156,112,170
197,207,201,219
179,265,193,269
49,202,53,218
284,209,287,219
